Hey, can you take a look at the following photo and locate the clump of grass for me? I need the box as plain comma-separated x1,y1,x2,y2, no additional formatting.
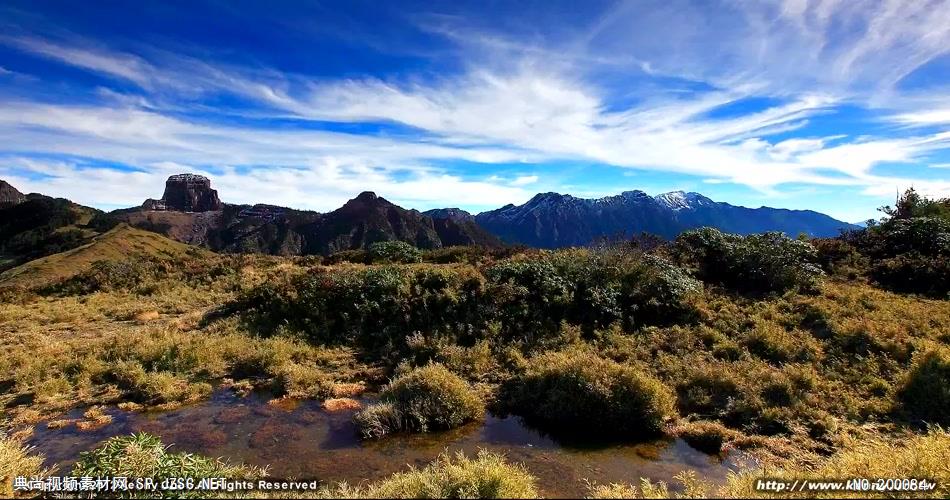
316,450,538,499
0,433,51,498
75,406,113,431
898,347,950,426
354,364,483,438
673,420,740,455
107,361,213,405
273,361,334,399
503,348,676,438
585,471,712,499
354,403,404,439
73,433,264,499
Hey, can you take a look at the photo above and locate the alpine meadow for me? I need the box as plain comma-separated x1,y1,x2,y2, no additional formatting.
1,1,950,499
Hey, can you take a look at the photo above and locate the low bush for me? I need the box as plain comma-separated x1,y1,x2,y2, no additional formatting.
242,264,486,351
486,251,700,341
423,246,485,264
839,190,950,296
54,258,160,294
675,228,823,294
316,450,539,499
502,349,676,438
870,252,950,298
355,364,483,438
368,241,422,264
898,348,950,426
325,249,368,265
812,237,867,278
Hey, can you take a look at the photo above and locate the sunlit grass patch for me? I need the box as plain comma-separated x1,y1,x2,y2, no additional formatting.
315,450,538,499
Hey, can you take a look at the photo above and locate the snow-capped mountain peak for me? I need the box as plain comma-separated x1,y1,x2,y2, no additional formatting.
654,191,712,210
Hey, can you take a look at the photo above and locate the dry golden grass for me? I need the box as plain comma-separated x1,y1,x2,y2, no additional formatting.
0,224,205,287
0,433,52,499
323,398,362,412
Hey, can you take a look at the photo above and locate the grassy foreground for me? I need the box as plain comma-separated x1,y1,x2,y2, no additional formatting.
3,429,948,498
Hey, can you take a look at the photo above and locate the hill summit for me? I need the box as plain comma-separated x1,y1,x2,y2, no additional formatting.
142,173,222,212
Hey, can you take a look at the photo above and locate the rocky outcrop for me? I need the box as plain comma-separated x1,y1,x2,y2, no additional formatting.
143,174,222,212
0,180,26,208
301,191,443,254
423,208,475,223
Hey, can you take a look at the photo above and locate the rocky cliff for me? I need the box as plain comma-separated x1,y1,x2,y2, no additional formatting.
143,174,222,212
0,180,26,208
111,182,500,255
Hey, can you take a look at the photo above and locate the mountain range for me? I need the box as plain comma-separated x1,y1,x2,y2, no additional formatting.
472,190,854,248
0,174,857,268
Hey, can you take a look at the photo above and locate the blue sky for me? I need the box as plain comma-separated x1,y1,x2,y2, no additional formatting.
0,0,948,222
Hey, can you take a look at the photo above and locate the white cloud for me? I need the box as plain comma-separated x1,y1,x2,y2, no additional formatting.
510,175,539,186
0,36,154,87
891,109,950,126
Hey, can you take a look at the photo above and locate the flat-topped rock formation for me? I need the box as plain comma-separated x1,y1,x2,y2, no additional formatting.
142,174,222,212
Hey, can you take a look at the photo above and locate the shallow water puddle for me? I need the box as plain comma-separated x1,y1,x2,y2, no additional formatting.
29,390,749,498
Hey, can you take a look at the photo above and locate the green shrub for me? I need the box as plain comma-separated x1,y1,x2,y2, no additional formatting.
842,193,950,296
368,241,422,264
870,252,950,298
675,228,823,294
242,264,486,351
355,364,483,438
899,348,950,425
503,349,675,438
325,249,368,264
485,251,700,341
53,258,159,295
813,237,867,278
485,254,574,339
623,255,702,324
73,433,263,499
423,246,486,264
676,363,746,419
316,450,539,499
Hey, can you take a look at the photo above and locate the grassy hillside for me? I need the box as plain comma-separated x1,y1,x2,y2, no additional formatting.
0,194,103,271
0,224,205,287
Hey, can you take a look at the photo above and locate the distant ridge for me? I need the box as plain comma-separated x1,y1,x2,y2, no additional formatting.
3,174,859,260
103,176,501,255
473,189,857,248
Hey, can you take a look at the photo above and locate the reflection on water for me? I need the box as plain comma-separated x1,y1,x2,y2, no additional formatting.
29,390,750,498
